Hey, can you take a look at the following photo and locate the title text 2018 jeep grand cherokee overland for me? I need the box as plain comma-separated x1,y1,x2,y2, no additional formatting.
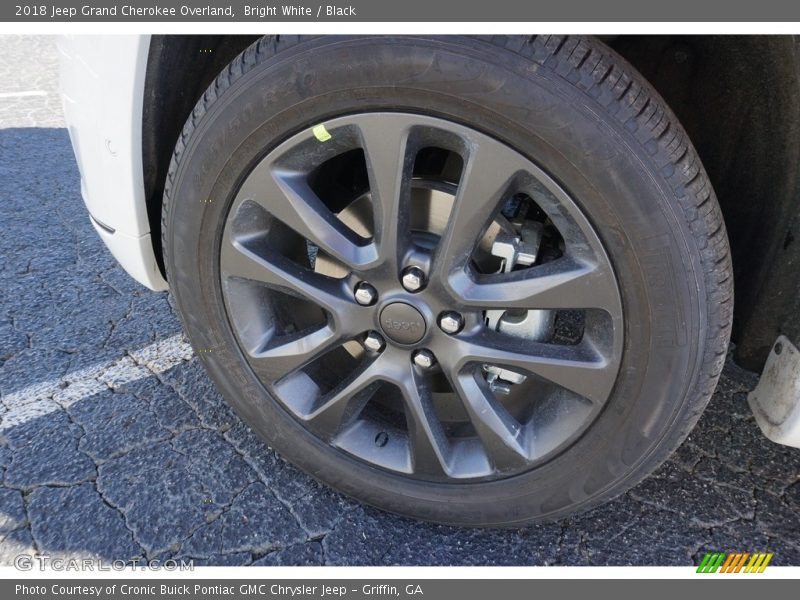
59,34,800,526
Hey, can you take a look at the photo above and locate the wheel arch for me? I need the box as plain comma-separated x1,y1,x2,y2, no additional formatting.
141,34,259,276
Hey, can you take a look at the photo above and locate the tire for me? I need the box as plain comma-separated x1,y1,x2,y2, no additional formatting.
162,35,732,526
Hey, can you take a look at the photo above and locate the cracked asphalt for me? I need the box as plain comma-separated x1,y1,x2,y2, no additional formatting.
0,35,798,567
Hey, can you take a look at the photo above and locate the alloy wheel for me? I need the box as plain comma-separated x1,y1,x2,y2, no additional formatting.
219,112,623,482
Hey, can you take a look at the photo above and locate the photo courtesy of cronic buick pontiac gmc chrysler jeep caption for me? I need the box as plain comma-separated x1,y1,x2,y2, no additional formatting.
59,35,800,526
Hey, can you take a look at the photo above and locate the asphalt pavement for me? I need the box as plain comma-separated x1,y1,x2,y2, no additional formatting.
0,35,798,567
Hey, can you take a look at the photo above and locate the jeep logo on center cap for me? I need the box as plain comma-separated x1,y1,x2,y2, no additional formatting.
379,302,427,345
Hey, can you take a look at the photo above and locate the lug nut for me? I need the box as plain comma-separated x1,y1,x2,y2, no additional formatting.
354,282,378,306
363,331,385,353
401,266,426,293
438,311,464,335
412,349,436,369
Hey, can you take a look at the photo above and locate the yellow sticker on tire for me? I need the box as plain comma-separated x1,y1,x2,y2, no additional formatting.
312,124,332,142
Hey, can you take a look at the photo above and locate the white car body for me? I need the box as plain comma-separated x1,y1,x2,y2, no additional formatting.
58,34,167,291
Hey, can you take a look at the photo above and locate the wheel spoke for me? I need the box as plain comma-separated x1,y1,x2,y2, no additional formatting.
454,333,615,403
250,325,343,381
221,237,354,316
357,116,414,271
398,369,452,476
448,369,530,471
450,257,619,312
306,355,385,440
434,141,527,276
236,160,377,268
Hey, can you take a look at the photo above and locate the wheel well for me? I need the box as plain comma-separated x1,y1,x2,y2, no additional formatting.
609,35,800,370
141,34,259,274
142,34,800,370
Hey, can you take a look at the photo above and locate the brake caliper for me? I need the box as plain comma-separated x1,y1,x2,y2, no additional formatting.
483,215,554,394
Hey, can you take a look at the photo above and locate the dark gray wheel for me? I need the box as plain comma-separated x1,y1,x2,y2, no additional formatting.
219,113,623,481
163,35,732,525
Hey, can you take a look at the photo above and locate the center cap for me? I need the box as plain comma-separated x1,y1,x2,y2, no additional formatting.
379,302,427,345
